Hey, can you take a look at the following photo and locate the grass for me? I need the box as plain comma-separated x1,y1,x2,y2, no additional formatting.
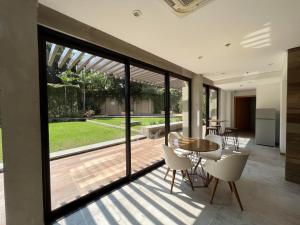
49,121,132,152
0,116,183,161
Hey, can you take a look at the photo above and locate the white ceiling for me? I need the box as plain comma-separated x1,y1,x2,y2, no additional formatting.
39,0,300,90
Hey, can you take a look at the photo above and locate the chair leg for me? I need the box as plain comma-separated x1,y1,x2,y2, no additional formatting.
207,175,214,186
164,167,170,180
232,182,244,211
228,182,233,192
210,178,219,204
185,170,194,191
170,170,176,194
194,157,202,173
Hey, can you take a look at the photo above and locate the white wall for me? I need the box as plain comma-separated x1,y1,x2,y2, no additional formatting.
256,82,281,144
218,90,232,128
191,75,204,138
280,52,288,154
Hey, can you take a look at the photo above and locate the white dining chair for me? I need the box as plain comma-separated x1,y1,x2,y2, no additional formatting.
164,132,192,180
194,134,223,173
168,132,192,157
203,152,249,210
163,145,194,193
202,134,223,160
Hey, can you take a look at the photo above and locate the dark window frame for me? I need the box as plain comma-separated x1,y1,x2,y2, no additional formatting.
38,25,192,223
203,84,219,131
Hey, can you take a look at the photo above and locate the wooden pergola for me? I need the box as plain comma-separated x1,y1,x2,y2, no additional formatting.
47,43,185,89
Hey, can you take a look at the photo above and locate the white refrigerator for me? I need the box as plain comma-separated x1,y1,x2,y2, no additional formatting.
255,108,276,147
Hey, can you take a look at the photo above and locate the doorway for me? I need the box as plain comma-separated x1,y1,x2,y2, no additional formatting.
234,96,256,133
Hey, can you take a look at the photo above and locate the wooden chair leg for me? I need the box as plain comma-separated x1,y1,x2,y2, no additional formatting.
207,175,214,186
232,182,244,211
181,170,185,177
210,178,219,204
164,167,170,180
194,157,202,173
170,170,176,194
185,170,194,191
228,182,233,192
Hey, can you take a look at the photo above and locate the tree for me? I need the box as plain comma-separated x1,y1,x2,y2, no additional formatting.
57,70,76,114
76,69,92,113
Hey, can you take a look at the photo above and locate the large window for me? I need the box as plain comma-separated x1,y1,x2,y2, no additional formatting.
45,41,127,210
0,95,5,225
202,85,219,136
39,27,191,222
130,66,165,174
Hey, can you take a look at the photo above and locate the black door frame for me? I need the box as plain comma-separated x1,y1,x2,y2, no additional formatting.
203,84,219,130
38,26,192,223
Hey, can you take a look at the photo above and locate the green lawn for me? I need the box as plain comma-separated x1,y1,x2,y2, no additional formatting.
49,121,129,152
0,116,183,161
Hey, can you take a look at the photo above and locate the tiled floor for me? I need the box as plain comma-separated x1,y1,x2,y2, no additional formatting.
54,137,300,225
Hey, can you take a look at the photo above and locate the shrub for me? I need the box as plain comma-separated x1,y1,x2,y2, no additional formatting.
84,110,95,118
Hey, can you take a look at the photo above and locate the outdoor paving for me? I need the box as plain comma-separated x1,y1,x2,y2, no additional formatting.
51,137,164,210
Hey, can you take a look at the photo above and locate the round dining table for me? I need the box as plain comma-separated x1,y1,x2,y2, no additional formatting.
176,137,220,188
177,137,219,153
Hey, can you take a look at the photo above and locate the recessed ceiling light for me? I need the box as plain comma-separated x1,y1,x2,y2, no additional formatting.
225,43,231,47
221,72,226,75
132,9,142,17
198,56,203,59
268,63,274,66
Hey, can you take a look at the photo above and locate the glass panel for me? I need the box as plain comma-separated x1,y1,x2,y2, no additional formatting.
170,77,189,137
130,66,165,174
46,41,126,210
209,88,218,125
0,94,5,225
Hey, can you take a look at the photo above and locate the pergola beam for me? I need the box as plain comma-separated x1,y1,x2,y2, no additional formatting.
57,47,72,69
108,64,125,74
104,62,122,74
48,44,59,66
85,56,104,71
76,53,95,72
95,59,114,72
68,50,84,69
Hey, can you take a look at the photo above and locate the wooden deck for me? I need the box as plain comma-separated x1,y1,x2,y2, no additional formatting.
50,137,164,209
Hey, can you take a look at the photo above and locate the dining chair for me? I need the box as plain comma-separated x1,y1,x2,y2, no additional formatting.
163,145,194,193
164,132,192,180
203,152,249,210
194,134,223,173
168,132,191,157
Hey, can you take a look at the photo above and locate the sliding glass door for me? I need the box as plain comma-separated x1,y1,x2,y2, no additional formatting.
130,66,165,174
39,26,191,222
45,41,127,210
202,85,219,136
170,76,190,137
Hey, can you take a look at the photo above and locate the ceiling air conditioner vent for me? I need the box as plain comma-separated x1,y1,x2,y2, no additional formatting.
164,0,213,15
